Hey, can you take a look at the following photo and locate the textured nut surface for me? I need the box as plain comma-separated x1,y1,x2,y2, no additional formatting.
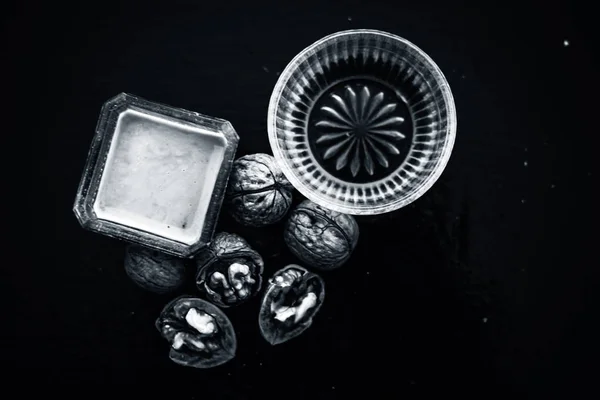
155,296,237,368
195,232,264,307
284,200,359,270
225,153,293,227
258,264,325,345
124,245,186,294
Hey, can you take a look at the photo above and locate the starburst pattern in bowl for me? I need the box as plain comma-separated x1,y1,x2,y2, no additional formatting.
314,83,406,178
268,29,457,215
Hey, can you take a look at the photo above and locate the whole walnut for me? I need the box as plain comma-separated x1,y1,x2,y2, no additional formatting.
225,153,294,227
124,245,186,294
284,200,359,270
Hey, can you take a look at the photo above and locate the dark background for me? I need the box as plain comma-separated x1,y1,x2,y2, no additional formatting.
6,0,597,396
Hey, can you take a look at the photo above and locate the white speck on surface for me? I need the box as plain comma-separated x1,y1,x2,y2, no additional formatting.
275,71,280,76
366,271,370,275
461,74,466,79
262,66,269,72
332,386,336,390
259,362,263,366
347,16,352,21
550,184,556,189
482,317,488,323
524,147,528,152
521,199,526,204
524,161,528,167
563,39,570,47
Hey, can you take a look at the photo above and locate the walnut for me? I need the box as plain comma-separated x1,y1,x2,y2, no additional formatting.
284,200,359,270
195,232,264,307
225,153,294,227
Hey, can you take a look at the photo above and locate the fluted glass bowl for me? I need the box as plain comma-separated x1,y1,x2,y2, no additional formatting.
267,29,457,215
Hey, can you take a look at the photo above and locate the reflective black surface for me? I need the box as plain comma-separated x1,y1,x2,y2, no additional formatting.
9,0,596,396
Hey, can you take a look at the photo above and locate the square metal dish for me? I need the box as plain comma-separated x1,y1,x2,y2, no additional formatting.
74,93,239,257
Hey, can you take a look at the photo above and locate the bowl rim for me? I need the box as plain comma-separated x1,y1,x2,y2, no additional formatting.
267,29,457,215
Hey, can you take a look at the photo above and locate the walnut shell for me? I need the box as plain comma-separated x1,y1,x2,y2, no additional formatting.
155,296,237,368
195,232,264,307
284,200,359,270
258,264,325,345
124,245,186,294
225,153,293,227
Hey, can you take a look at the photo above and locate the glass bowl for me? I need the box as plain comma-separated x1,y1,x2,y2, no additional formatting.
267,29,457,215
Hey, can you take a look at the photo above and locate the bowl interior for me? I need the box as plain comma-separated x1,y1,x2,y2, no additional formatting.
268,30,456,215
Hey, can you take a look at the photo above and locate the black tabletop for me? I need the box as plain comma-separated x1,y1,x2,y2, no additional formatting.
8,0,597,396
